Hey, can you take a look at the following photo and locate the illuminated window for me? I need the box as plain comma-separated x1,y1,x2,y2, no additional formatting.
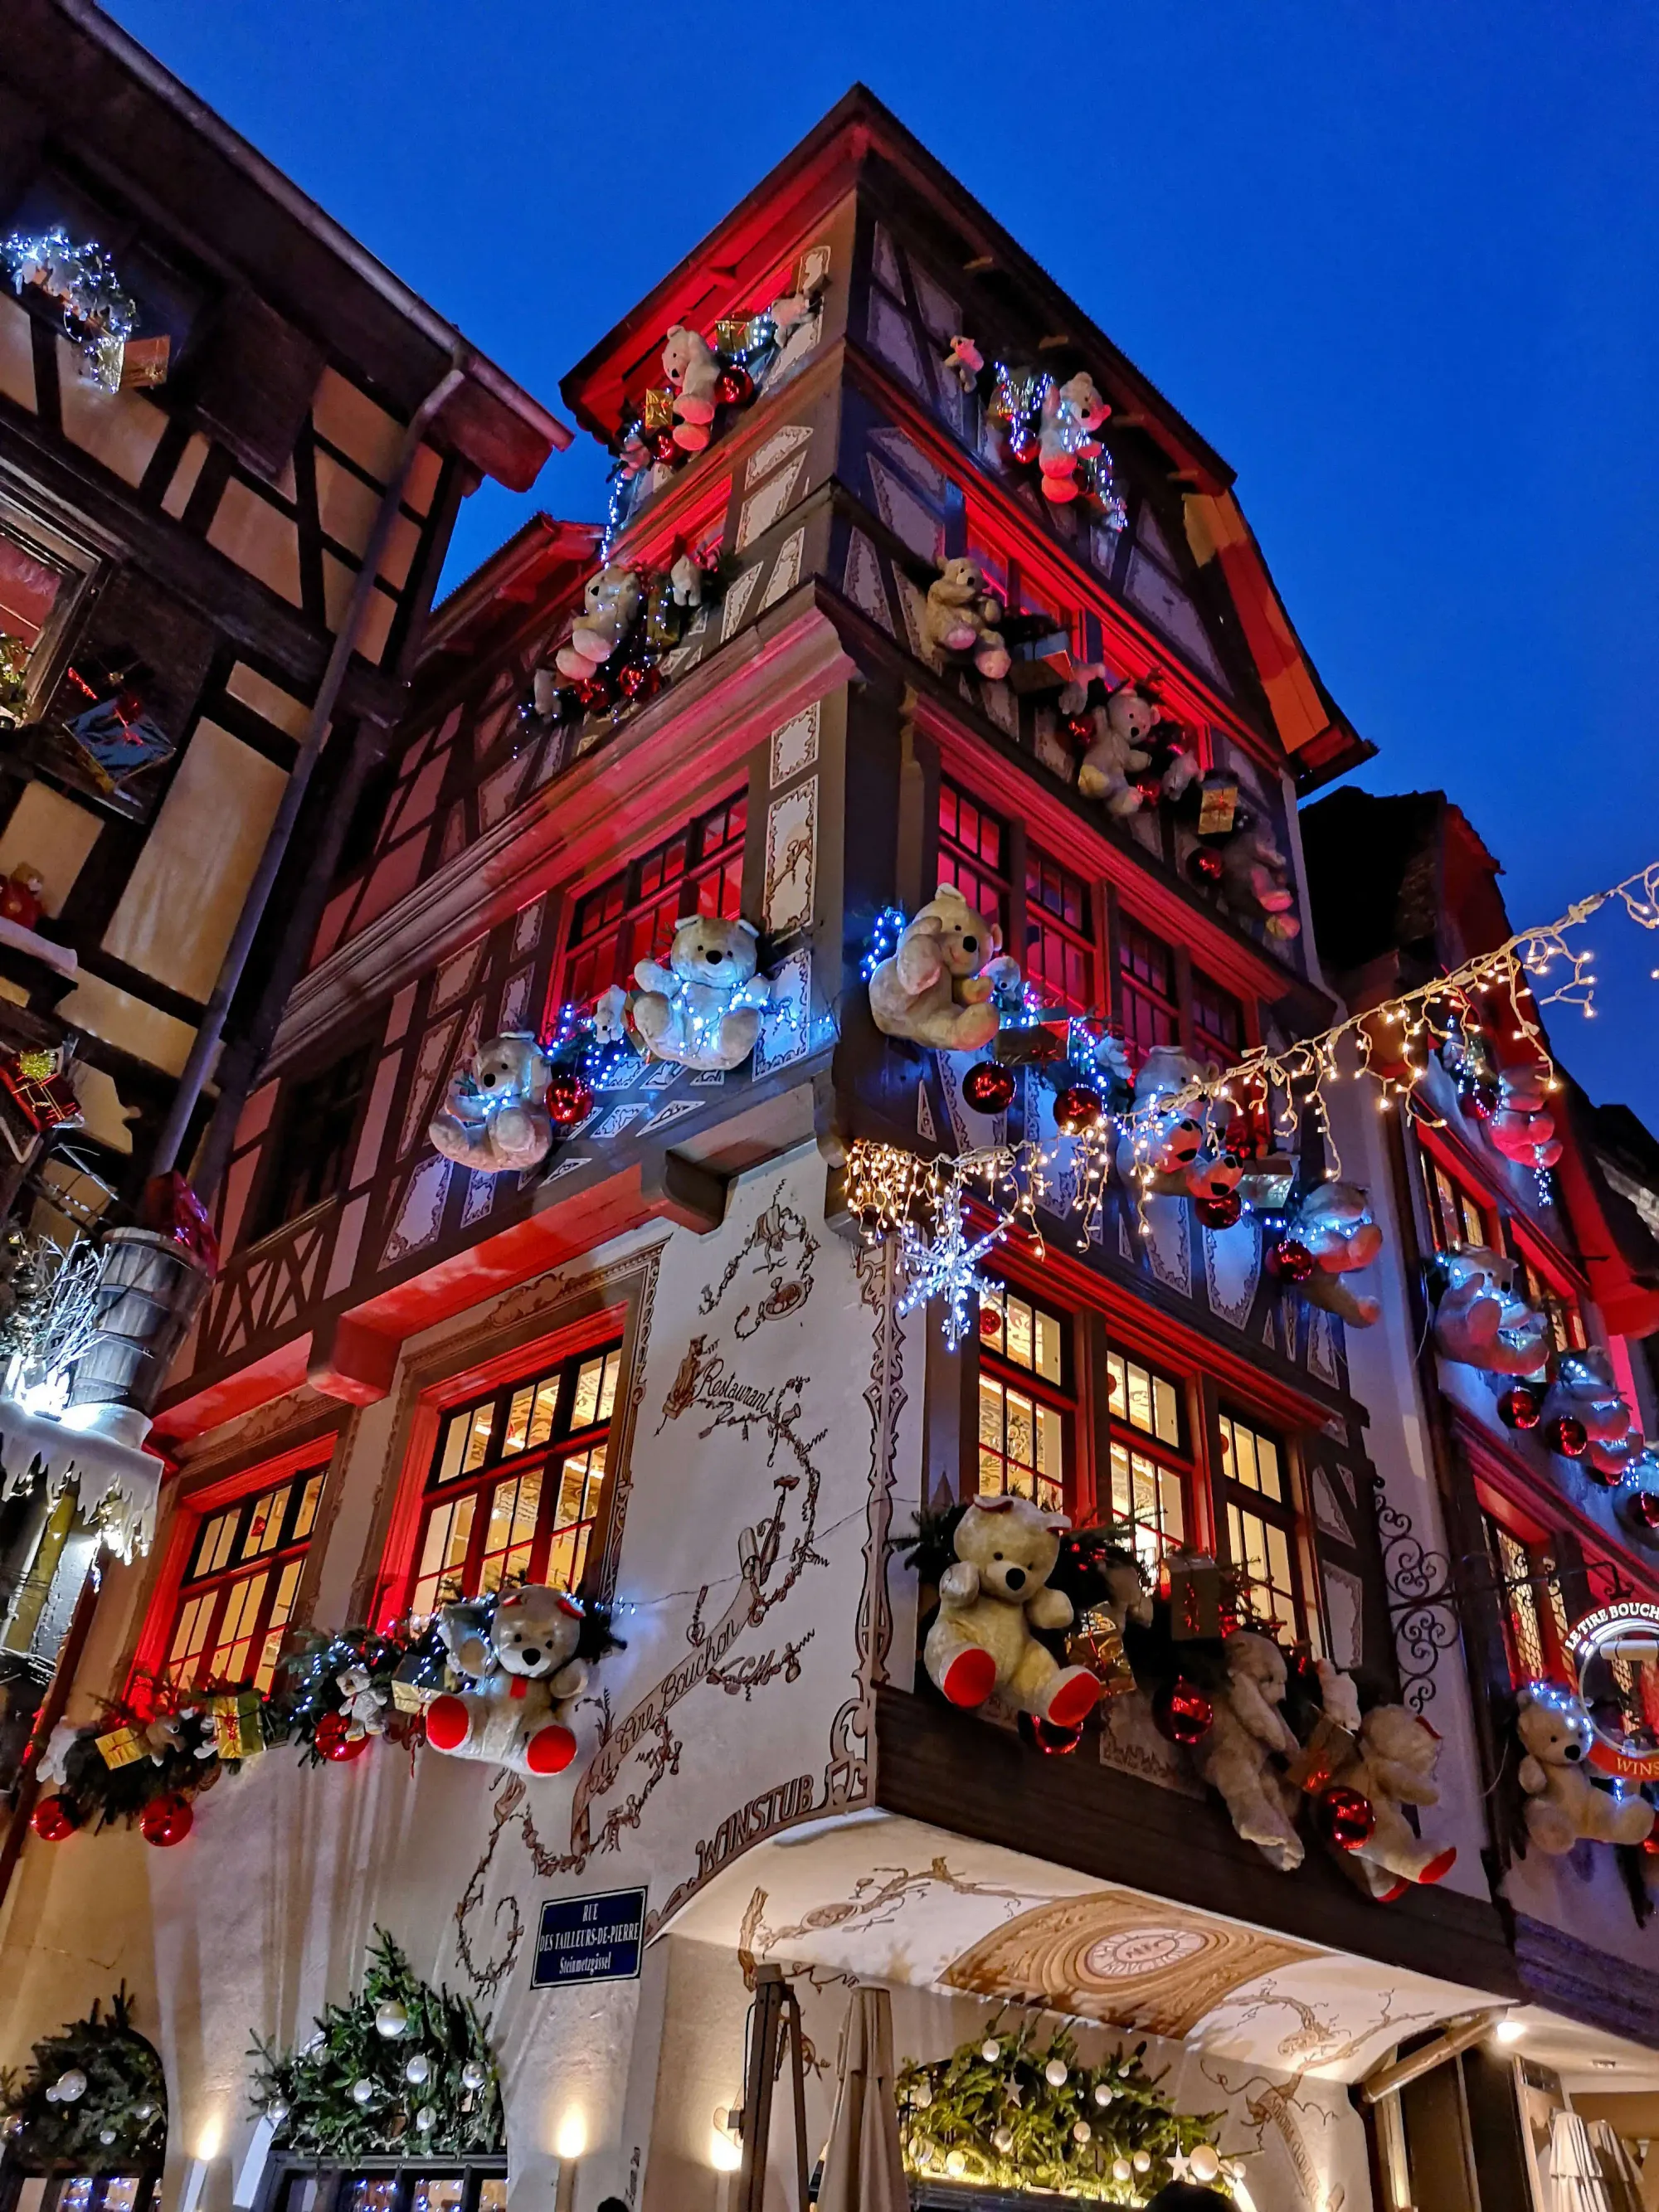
1191,970,1243,1068
166,1466,325,1692
1422,1154,1489,1252
0,493,95,716
557,793,747,1013
977,1283,1069,1514
1513,1252,1588,1354
1217,1412,1302,1640
1485,1515,1569,1687
1117,916,1179,1063
937,779,1010,936
1104,1349,1185,1578
1024,846,1095,1014
411,1340,622,1616
268,2168,506,2212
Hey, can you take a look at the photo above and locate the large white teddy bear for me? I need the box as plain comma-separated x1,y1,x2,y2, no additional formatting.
430,1033,554,1174
555,565,642,678
1193,1631,1305,1872
629,913,771,1072
868,885,1017,1053
1281,1183,1385,1328
1432,1247,1553,1374
1516,1680,1655,1854
425,1586,589,1777
1038,371,1111,503
923,1494,1102,1729
1114,1045,1208,1194
661,324,722,450
1324,1705,1458,1901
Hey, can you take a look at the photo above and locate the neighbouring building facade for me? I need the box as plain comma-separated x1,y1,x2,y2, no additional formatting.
5,77,1659,2212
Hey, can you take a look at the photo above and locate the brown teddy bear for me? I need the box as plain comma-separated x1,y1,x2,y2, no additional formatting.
923,1494,1102,1730
1193,1632,1304,1871
867,885,1018,1053
1324,1705,1458,1902
1280,1183,1385,1329
1515,1680,1654,1854
1431,1247,1553,1374
920,559,1011,679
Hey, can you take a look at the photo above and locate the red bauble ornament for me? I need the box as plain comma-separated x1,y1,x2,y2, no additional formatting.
314,1711,369,1763
1053,1085,1103,1135
139,1791,193,1848
1064,715,1096,749
1186,848,1225,887
1151,1678,1214,1746
648,430,681,465
1272,1240,1316,1284
1642,1828,1659,1857
574,673,615,711
32,1794,77,1842
1315,1786,1376,1852
1194,1192,1243,1230
546,1069,594,1130
1008,430,1040,467
1629,1490,1659,1533
1497,1383,1543,1432
715,366,754,407
1017,1711,1084,1756
1466,1083,1499,1122
1131,773,1165,809
1545,1417,1588,1459
978,1303,1005,1342
963,1061,1016,1115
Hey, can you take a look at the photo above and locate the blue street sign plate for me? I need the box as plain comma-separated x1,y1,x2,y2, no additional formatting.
532,1887,648,1988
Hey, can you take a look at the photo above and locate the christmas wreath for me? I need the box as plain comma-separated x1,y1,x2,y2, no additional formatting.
0,1986,166,2168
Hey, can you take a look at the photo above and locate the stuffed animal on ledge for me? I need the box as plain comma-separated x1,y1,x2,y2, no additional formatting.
1515,1680,1655,1854
1070,680,1157,818
661,324,722,451
1277,1183,1385,1328
1539,1348,1637,1471
1038,372,1111,503
0,863,46,931
1487,1063,1563,1169
1217,824,1301,943
554,565,643,680
426,1586,590,1777
923,1493,1102,1729
941,334,984,391
628,913,771,1072
1193,1631,1304,1872
1324,1705,1457,1902
868,885,1019,1053
430,1033,555,1174
920,559,1011,679
1431,1247,1553,1375
1114,1046,1208,1194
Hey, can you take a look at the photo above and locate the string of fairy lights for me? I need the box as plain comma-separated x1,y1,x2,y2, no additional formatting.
848,860,1659,1344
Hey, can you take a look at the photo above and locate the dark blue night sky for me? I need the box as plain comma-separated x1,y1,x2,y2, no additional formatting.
106,2,1659,1123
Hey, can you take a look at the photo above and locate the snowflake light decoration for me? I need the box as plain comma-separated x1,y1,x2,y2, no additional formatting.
896,1192,1004,1349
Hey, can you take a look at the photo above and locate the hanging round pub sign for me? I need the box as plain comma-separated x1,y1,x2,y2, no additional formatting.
1567,1602,1659,1779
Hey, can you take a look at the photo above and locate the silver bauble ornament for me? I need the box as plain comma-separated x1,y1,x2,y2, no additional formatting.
992,2126,1014,2153
266,2102,289,2127
350,2079,375,2107
1189,2145,1221,2185
980,2039,1000,2062
1073,2120,1092,2143
416,2107,438,2132
1112,2159,1132,2184
912,2083,932,2110
374,2001,410,2039
404,2054,431,2086
460,2060,488,2093
1044,2058,1068,2088
56,2071,87,2103
44,2088,59,2104
99,2130,117,2146
1132,2150,1151,2174
135,2105,154,2122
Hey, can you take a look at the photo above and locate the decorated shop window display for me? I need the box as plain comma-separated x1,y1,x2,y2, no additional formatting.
1,226,166,392
0,1986,167,2167
250,1927,503,2158
897,2020,1233,2200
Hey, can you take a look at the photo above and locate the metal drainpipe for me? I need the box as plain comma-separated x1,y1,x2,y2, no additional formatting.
147,358,468,1181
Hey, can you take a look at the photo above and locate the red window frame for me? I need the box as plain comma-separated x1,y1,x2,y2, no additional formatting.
1102,1344,1190,1582
1506,1233,1589,1354
1420,1145,1492,1253
1117,914,1180,1064
553,790,747,1016
976,1279,1074,1514
937,778,1010,936
1024,844,1097,1015
1481,1503,1569,1688
1215,1411,1303,1641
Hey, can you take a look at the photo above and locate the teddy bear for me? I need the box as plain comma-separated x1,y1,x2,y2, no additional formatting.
430,1033,556,1174
1192,1631,1305,1871
1217,825,1301,942
1515,1680,1655,1854
1431,1247,1553,1374
628,914,771,1072
1037,371,1111,503
1323,1705,1458,1902
1115,1046,1209,1194
1539,1348,1637,1470
1487,1063,1564,1169
555,565,643,679
1071,681,1158,817
0,863,45,931
923,1493,1102,1729
941,333,984,391
660,324,722,450
920,559,1011,679
1277,1183,1385,1328
868,885,1019,1053
425,1585,590,1777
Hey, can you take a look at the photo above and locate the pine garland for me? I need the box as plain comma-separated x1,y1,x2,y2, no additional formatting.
898,2023,1227,2202
0,1987,166,2169
248,1929,503,2160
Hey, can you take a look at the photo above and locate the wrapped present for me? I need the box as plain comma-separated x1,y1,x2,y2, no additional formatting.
390,1678,435,1714
1166,1553,1224,1642
1069,1612,1137,1699
1196,780,1239,839
642,386,674,432
210,1690,263,1762
62,686,174,795
119,334,169,389
1284,1711,1359,1795
994,1021,1068,1066
95,1724,147,1769
1,1049,82,1131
